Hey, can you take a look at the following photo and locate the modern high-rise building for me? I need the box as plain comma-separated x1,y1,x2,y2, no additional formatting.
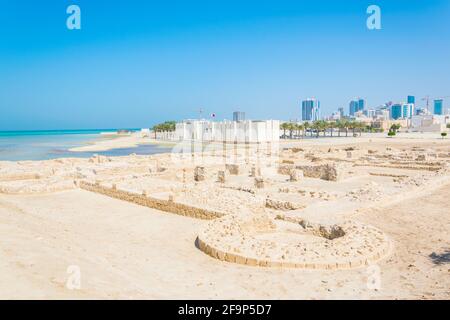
349,100,358,116
233,111,246,122
390,103,414,119
338,107,345,118
349,98,365,116
390,104,403,120
407,95,415,105
434,99,443,115
301,98,320,121
402,103,414,119
358,98,365,111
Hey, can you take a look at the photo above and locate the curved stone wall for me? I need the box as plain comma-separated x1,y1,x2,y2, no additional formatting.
197,213,391,270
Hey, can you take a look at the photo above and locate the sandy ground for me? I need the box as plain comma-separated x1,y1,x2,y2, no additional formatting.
0,183,448,299
69,131,448,153
1,133,449,299
69,133,175,152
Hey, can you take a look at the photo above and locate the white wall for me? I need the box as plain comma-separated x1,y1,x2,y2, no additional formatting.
174,120,280,143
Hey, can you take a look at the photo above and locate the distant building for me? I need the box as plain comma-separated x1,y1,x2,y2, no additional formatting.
301,98,320,121
375,108,390,120
338,107,345,118
349,100,358,116
363,109,376,118
233,111,246,122
407,95,415,105
358,98,365,111
411,114,450,132
402,103,414,119
372,119,409,131
174,119,279,143
390,104,403,120
434,99,444,115
329,112,341,121
349,98,365,116
390,103,414,120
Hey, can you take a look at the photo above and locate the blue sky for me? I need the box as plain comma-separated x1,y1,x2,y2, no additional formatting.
0,0,449,130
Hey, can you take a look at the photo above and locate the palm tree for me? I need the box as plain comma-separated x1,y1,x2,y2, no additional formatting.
339,119,350,137
287,123,295,139
329,121,336,137
356,121,365,136
280,122,289,138
303,122,310,138
312,121,321,138
347,120,357,136
321,120,328,137
336,120,343,137
297,123,305,139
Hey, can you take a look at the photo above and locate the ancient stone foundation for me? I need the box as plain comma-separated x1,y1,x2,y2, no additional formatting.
225,164,240,175
296,163,348,181
217,170,225,183
79,181,223,220
197,214,391,270
254,177,264,189
194,166,205,182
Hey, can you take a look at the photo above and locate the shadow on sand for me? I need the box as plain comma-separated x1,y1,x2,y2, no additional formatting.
429,249,450,265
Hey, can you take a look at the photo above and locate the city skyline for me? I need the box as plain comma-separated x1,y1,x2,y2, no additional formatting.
1,1,449,130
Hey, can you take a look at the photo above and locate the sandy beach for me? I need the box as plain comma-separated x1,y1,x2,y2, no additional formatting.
68,132,176,153
0,134,449,299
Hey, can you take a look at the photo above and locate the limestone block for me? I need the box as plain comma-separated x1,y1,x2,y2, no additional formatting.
225,164,240,175
250,166,261,177
295,163,349,182
277,164,294,175
289,169,303,182
254,177,264,189
217,170,226,183
194,166,205,181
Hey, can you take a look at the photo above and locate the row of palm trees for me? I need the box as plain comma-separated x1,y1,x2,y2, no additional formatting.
152,121,176,139
280,120,366,139
152,121,176,132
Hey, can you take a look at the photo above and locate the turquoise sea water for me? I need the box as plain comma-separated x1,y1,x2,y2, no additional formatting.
0,130,172,161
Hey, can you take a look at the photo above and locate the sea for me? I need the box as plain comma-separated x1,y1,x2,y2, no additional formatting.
0,129,172,161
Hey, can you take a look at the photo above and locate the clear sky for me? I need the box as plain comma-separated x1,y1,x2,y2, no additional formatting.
1,0,449,130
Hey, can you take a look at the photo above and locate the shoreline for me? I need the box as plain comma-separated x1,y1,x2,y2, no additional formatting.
68,132,177,153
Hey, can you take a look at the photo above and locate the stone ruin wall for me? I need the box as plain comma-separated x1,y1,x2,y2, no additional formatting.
79,181,223,220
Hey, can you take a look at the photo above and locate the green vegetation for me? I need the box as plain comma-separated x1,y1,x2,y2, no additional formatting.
447,123,450,129
152,121,176,132
387,123,401,137
387,130,396,137
152,121,176,138
280,120,365,139
441,132,448,139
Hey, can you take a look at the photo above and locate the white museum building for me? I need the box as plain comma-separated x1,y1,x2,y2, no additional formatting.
174,119,280,143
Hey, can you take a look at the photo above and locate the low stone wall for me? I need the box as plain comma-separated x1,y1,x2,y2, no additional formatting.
197,214,391,270
79,181,223,220
295,163,348,181
0,173,42,182
369,172,408,178
355,163,443,171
